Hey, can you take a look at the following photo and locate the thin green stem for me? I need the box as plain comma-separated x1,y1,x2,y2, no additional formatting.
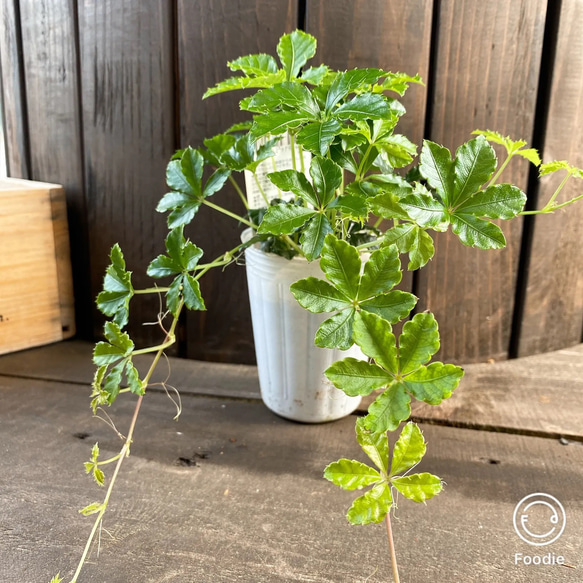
97,454,122,466
70,303,184,583
290,132,297,171
520,192,583,215
386,511,401,583
133,335,175,356
271,156,282,197
228,175,249,210
545,170,572,209
487,153,513,187
373,216,384,229
356,239,381,251
356,143,374,181
202,199,255,228
253,172,270,207
298,143,306,174
283,235,303,255
134,287,170,295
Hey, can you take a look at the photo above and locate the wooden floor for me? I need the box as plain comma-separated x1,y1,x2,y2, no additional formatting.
0,341,582,582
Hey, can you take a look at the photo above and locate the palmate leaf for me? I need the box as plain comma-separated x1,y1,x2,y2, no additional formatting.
383,224,435,270
325,68,384,112
472,129,541,166
93,322,134,366
247,82,320,117
291,235,416,349
327,311,463,433
324,459,381,490
96,244,134,328
147,226,204,278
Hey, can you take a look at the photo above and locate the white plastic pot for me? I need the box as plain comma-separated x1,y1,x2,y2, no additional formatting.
242,229,362,422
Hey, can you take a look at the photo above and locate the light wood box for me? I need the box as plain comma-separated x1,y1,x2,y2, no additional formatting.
0,178,75,354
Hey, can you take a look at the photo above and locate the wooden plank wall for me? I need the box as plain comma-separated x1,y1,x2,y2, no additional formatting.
1,0,582,364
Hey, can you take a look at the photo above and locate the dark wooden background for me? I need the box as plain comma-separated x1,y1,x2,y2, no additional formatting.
1,0,581,365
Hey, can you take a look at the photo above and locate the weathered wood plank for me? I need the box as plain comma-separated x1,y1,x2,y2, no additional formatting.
418,0,547,363
2,340,583,440
78,0,176,348
18,0,93,338
177,0,298,363
0,0,30,178
517,0,583,357
1,379,582,581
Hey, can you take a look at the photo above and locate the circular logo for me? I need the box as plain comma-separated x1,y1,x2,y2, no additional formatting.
513,493,566,546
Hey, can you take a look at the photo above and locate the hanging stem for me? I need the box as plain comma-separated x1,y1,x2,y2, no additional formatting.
228,175,249,210
69,303,184,583
134,287,170,295
386,511,401,583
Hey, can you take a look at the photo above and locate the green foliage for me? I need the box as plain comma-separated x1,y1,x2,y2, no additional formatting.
325,421,443,524
326,311,464,432
290,234,417,349
96,244,134,328
147,226,206,315
472,129,541,165
84,443,105,487
50,574,64,583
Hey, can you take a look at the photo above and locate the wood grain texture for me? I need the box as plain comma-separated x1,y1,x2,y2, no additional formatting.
1,378,582,581
78,0,176,348
418,0,547,363
306,0,433,298
0,0,30,178
517,0,583,357
18,0,92,338
177,0,298,363
0,179,75,354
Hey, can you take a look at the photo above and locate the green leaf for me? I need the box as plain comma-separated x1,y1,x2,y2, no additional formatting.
325,68,383,112
365,382,411,433
346,482,392,525
147,254,181,278
202,71,286,98
320,235,361,299
450,213,506,249
419,140,454,205
297,119,342,156
257,204,316,235
167,200,201,229
328,195,368,220
221,133,256,171
180,147,204,195
324,459,381,490
325,357,392,396
96,244,134,328
300,213,333,261
452,135,496,205
377,134,417,168
290,277,350,312
93,467,105,487
103,359,124,403
369,192,411,221
356,417,389,474
382,223,417,250
391,472,443,503
375,71,424,96
228,53,278,76
400,192,448,228
403,362,464,405
455,184,526,219
358,245,401,300
93,322,134,366
156,191,192,213
310,156,342,207
251,110,313,139
352,311,397,373
359,290,417,324
315,308,355,350
125,361,144,395
203,133,236,165
182,274,206,311
407,227,434,270
334,93,390,121
204,167,231,197
79,502,105,516
390,422,426,476
167,276,182,316
330,144,358,174
166,160,195,196
50,574,64,583
301,65,329,85
267,169,317,206
539,160,575,176
247,82,320,117
399,313,439,375
472,129,541,166
277,30,317,80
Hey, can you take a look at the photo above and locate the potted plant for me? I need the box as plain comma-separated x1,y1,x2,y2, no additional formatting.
51,30,583,582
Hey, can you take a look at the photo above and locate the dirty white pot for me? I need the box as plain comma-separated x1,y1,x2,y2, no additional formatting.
242,229,362,423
